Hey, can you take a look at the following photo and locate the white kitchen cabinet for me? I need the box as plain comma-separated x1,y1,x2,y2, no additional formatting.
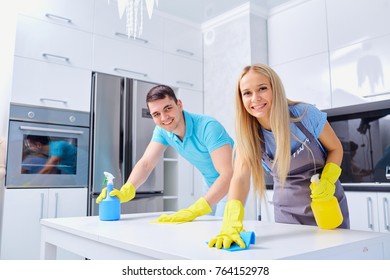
14,15,93,70
163,53,203,91
330,34,390,108
345,191,385,232
163,18,202,61
94,0,163,51
377,192,390,233
0,187,87,260
16,0,94,32
93,35,163,83
11,56,92,112
326,0,390,51
260,189,275,223
267,0,328,66
272,52,332,109
10,11,93,112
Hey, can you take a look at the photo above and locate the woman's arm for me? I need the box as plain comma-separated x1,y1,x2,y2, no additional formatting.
227,148,252,204
318,121,343,166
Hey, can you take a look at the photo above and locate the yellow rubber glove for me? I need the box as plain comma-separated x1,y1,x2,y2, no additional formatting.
156,197,212,223
310,162,341,202
208,200,245,249
96,182,136,204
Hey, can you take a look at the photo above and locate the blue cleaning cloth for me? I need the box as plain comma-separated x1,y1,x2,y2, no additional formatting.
224,231,256,251
207,231,256,252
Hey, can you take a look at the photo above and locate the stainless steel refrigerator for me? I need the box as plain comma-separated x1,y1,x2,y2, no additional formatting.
89,72,164,216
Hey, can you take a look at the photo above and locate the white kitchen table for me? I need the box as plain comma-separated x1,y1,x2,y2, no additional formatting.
40,212,390,260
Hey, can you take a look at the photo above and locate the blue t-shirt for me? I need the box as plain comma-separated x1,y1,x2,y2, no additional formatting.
261,103,327,169
49,141,76,174
152,110,234,187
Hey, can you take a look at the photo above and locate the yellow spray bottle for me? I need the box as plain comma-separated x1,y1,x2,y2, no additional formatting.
310,174,343,229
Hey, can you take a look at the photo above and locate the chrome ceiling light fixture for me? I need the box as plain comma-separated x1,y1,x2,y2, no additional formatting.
108,0,158,38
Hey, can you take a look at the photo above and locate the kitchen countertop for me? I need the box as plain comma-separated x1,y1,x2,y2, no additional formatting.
40,212,390,260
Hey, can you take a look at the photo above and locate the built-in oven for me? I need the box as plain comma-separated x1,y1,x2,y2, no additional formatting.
5,103,90,188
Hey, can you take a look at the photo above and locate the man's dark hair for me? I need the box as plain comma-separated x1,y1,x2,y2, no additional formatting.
146,85,178,105
26,135,50,145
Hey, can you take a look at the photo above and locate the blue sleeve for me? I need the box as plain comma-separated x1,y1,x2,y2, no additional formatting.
50,141,67,157
202,121,234,153
151,126,168,146
291,103,327,139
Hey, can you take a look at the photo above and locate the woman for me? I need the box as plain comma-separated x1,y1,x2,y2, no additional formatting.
209,64,350,249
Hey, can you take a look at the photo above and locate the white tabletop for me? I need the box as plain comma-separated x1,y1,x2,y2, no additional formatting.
40,212,390,260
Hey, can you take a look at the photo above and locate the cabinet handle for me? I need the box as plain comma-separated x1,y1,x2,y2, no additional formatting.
383,197,390,231
54,192,59,218
362,92,390,98
40,193,45,220
114,67,148,77
176,49,194,56
39,97,68,105
20,125,84,135
45,13,72,24
114,32,149,43
367,197,374,230
176,80,194,87
42,53,70,62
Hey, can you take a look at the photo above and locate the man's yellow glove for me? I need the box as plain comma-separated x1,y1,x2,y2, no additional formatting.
96,182,136,204
156,197,212,223
208,200,245,249
310,162,341,202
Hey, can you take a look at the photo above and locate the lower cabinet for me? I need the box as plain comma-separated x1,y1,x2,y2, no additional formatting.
345,191,390,233
0,188,87,260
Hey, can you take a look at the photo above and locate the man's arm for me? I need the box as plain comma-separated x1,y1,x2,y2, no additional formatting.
38,156,61,174
203,144,234,206
127,141,167,189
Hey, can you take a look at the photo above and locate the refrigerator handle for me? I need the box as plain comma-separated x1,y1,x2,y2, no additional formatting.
121,78,133,185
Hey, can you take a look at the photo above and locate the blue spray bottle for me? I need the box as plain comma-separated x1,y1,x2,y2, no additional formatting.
99,171,120,221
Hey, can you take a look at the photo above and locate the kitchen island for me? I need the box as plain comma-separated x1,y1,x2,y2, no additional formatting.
40,212,390,260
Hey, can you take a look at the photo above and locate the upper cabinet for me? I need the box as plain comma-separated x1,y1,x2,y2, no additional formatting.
162,18,203,91
14,15,93,70
267,0,328,66
163,18,203,61
11,2,93,112
17,0,94,32
92,35,163,83
326,0,390,51
272,53,331,109
268,0,390,109
93,0,164,51
330,34,390,107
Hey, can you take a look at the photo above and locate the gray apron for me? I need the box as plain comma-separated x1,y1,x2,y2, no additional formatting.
261,121,350,229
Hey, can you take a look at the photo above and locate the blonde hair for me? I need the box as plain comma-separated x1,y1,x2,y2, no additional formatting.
235,64,299,196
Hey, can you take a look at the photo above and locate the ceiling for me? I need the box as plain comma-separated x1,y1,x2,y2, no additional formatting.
156,0,292,24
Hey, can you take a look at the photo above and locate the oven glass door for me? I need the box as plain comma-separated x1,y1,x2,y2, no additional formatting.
6,121,89,188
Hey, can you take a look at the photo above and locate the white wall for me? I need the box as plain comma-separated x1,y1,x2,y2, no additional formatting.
202,4,268,220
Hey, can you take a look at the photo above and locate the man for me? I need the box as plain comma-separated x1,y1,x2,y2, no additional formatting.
23,135,76,174
97,85,234,222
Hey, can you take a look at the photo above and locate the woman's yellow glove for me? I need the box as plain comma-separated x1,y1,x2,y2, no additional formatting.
310,162,341,202
156,197,212,223
208,200,245,249
96,182,136,204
